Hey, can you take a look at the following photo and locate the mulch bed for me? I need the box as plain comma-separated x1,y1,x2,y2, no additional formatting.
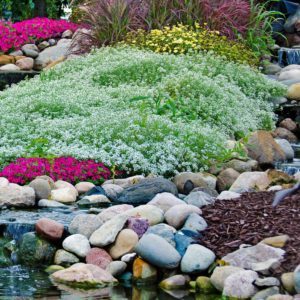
200,191,300,273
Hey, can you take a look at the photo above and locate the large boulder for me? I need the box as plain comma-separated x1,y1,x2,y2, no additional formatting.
50,263,117,288
29,178,52,200
89,214,128,247
135,234,181,269
116,178,178,205
229,172,271,193
0,184,35,207
246,131,286,168
180,245,215,273
34,39,71,70
222,244,285,271
69,214,102,238
35,218,64,242
19,232,56,265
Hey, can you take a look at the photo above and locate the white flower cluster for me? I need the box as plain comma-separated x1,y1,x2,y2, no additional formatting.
0,47,286,175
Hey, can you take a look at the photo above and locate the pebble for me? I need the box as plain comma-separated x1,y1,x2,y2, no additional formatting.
135,233,181,269
180,244,216,273
62,234,91,258
164,204,201,229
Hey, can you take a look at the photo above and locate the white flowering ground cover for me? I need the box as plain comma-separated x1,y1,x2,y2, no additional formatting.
0,47,285,175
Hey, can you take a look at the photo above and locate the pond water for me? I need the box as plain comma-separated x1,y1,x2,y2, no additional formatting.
0,265,210,299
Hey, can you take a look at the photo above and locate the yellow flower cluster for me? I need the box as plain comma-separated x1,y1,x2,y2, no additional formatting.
125,24,258,66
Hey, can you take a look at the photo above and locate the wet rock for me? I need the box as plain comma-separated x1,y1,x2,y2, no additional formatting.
145,224,176,246
160,275,188,290
103,175,144,188
254,277,280,287
63,234,91,258
109,229,139,259
222,244,285,271
85,248,112,269
223,270,258,299
89,214,128,247
275,139,295,160
50,263,117,288
98,204,133,223
126,217,149,238
38,199,67,207
106,261,127,277
229,172,271,193
181,244,215,273
0,184,35,207
252,287,280,300
182,213,208,234
261,235,289,248
175,231,194,256
217,168,240,192
196,276,217,294
117,178,178,205
184,191,215,207
124,205,164,226
36,217,64,241
246,131,286,167
29,178,51,200
165,204,201,229
148,192,186,212
217,191,241,200
69,214,102,238
133,257,157,283
210,266,244,291
54,249,79,267
19,232,56,265
281,272,295,294
102,184,124,201
135,234,181,269
75,182,95,194
273,128,298,143
173,172,209,194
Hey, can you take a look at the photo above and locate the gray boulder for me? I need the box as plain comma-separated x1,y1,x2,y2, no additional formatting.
29,178,51,200
117,178,178,205
183,191,215,207
69,214,103,238
0,184,35,207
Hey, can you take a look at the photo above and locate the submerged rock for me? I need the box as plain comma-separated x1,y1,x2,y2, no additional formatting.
19,232,56,265
50,263,117,288
116,178,178,205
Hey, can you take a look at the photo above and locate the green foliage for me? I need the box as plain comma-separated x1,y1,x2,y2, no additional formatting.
125,24,259,66
0,47,286,175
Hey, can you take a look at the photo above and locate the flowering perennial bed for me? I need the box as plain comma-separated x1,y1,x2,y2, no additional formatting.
0,157,111,185
0,47,286,175
0,18,79,53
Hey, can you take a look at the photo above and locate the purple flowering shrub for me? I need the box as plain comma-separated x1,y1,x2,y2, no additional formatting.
0,18,79,53
0,157,111,185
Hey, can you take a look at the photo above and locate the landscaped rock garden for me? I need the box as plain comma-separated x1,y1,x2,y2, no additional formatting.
0,133,299,299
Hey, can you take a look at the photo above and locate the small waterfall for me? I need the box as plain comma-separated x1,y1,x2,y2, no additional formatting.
0,223,35,242
278,47,300,65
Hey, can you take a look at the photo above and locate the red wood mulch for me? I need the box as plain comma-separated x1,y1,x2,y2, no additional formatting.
200,191,300,273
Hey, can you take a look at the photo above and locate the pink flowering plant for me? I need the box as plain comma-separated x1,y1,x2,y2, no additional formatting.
0,17,79,53
0,157,112,185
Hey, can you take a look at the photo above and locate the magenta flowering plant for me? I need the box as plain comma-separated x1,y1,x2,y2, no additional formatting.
0,17,80,53
0,157,112,185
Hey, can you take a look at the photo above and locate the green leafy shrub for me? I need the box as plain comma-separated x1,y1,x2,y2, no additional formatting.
125,24,259,66
0,47,286,175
